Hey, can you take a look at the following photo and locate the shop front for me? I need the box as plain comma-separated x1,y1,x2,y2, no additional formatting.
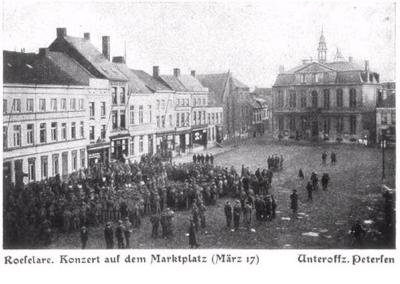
110,133,130,162
156,131,175,159
192,127,208,149
87,141,110,167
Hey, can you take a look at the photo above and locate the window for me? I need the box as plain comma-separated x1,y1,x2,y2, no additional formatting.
199,111,202,124
51,122,57,141
381,112,388,125
278,117,284,131
300,91,306,108
176,113,180,127
202,111,206,124
39,99,46,112
276,91,284,108
156,116,160,127
12,99,21,112
89,126,95,141
130,137,135,155
289,118,296,131
28,158,35,182
212,113,215,124
161,115,165,128
120,87,126,104
26,124,34,145
40,123,46,143
61,98,67,110
101,102,106,117
120,110,126,129
80,149,85,168
289,92,296,108
197,98,201,106
80,121,84,138
203,98,206,106
3,126,7,149
350,116,357,134
13,125,21,147
101,125,106,139
169,114,173,127
112,87,117,105
61,123,67,140
3,99,7,114
161,100,165,110
208,113,211,124
148,105,152,123
181,113,185,126
139,136,143,153
79,98,84,110
349,88,357,108
89,102,95,118
71,122,76,139
311,91,318,108
336,117,344,133
336,89,343,108
112,111,118,129
139,106,143,124
301,74,306,83
52,154,59,176
129,106,135,125
41,156,48,179
156,100,160,110
71,150,77,172
50,99,57,111
323,118,330,134
70,98,76,110
26,99,34,112
186,99,189,106
323,89,330,109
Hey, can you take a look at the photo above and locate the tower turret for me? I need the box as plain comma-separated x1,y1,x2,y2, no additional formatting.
317,27,327,64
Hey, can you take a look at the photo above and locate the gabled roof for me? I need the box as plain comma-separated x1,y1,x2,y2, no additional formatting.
253,87,272,97
113,63,151,94
3,50,91,85
178,75,208,92
325,61,364,71
197,73,230,104
49,35,127,82
131,70,172,92
160,75,187,92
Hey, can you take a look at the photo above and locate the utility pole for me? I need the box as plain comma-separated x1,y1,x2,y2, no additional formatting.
382,134,386,181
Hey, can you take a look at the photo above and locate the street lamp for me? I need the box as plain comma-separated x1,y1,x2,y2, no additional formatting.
381,133,387,181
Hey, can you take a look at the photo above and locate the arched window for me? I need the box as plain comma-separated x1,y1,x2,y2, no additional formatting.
311,90,318,108
336,89,343,107
323,89,330,109
349,88,357,108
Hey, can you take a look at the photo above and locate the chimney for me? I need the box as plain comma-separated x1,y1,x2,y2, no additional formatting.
39,48,48,56
348,56,353,63
102,36,110,61
279,65,285,73
112,56,126,64
173,68,181,77
84,33,90,41
153,66,159,78
364,60,369,72
56,27,67,38
191,70,196,77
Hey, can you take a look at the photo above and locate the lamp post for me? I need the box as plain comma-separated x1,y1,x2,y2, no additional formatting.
381,133,387,181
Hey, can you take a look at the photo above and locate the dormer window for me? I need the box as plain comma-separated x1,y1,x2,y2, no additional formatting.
301,74,306,83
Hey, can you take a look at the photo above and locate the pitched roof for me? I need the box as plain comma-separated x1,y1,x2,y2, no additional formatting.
197,73,230,104
253,87,272,97
231,77,249,90
160,75,187,92
131,70,172,92
3,50,90,85
113,63,151,94
178,75,208,92
49,36,127,81
325,61,364,71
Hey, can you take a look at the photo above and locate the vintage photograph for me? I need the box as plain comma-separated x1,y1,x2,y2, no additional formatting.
2,1,396,249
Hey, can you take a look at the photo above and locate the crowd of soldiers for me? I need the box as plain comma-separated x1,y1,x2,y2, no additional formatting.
192,153,214,165
267,154,284,171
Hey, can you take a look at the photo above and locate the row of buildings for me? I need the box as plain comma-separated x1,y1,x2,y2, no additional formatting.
271,30,395,144
3,28,271,185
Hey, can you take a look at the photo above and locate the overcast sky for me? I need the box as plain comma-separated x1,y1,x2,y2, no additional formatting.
2,0,396,88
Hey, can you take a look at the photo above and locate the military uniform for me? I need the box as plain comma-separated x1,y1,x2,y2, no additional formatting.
150,214,160,238
104,223,114,249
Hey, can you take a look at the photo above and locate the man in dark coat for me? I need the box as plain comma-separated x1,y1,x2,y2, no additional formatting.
322,151,327,165
115,220,125,249
196,154,201,165
306,181,313,201
188,219,199,248
210,154,214,165
193,154,197,164
298,169,304,179
205,154,210,164
224,201,233,228
271,195,277,219
80,226,88,249
351,220,366,247
321,173,330,190
123,217,132,248
104,222,114,249
150,213,160,238
290,190,298,216
233,200,241,231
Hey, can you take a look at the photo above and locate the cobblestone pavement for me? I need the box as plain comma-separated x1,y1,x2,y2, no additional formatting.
49,136,395,249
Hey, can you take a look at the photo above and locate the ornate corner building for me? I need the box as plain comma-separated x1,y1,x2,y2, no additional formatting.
272,30,382,143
